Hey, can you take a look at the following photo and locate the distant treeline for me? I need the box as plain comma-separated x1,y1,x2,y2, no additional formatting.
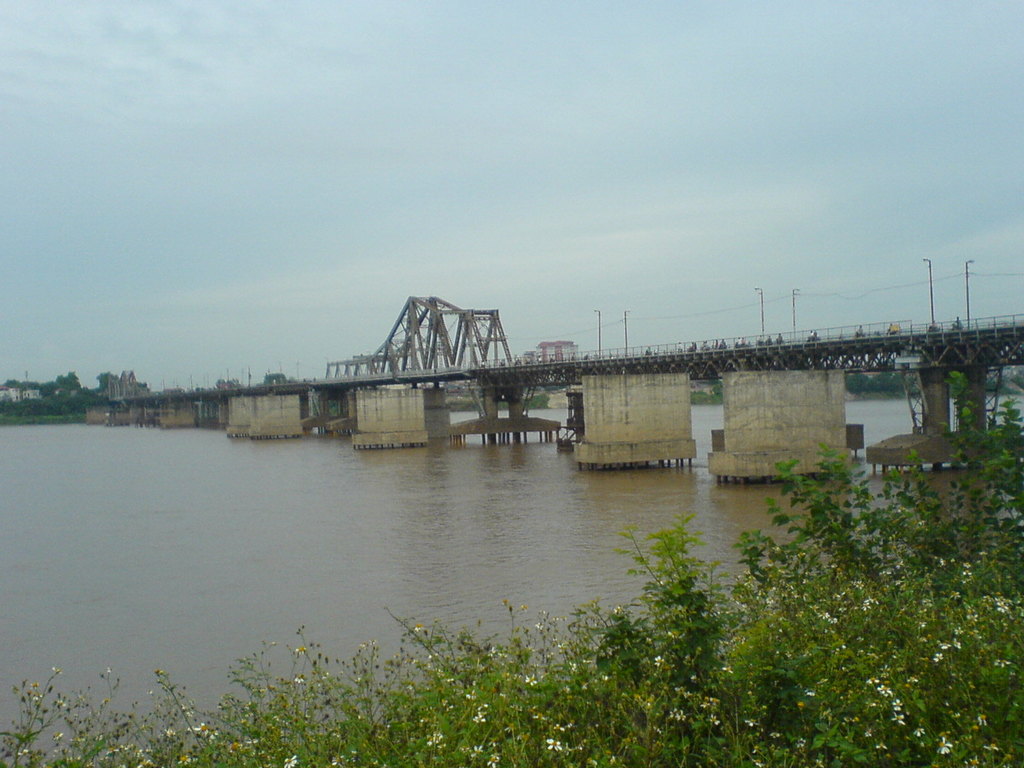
845,371,903,397
0,372,109,425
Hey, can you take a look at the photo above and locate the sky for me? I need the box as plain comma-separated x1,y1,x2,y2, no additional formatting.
2,1,1022,389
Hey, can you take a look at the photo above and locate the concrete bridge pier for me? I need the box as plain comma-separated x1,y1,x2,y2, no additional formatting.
919,367,952,434
227,395,303,439
351,387,449,449
865,365,988,469
708,370,848,482
449,385,559,446
159,400,196,428
574,373,696,470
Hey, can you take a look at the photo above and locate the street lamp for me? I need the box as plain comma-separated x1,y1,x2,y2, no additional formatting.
791,289,800,332
923,258,935,325
594,309,602,353
754,287,765,334
965,260,975,324
623,310,630,350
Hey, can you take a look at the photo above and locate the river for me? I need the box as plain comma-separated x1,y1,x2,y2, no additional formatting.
0,400,909,722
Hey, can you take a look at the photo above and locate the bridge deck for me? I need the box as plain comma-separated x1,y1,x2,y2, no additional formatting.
119,315,1024,406
473,315,1024,387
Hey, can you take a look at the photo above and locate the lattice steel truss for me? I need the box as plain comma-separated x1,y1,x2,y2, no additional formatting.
326,297,512,378
475,321,1024,387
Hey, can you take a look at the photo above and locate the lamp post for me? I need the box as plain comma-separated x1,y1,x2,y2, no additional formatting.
623,310,630,350
923,258,935,325
754,287,765,334
791,289,799,332
594,309,602,353
965,260,975,324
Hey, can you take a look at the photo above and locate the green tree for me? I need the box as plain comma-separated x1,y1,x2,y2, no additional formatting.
96,372,116,393
845,371,903,396
54,371,82,391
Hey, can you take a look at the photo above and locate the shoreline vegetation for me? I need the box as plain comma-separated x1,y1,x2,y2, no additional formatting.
0,413,89,426
0,372,110,427
4,375,1023,767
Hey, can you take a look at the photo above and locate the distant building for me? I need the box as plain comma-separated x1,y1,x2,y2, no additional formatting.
0,386,39,402
536,340,578,362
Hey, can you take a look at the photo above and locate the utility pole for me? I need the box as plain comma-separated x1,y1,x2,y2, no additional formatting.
594,309,602,353
923,258,935,325
791,289,799,332
623,310,630,350
965,260,975,324
754,287,765,334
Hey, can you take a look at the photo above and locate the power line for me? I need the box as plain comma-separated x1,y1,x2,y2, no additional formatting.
513,269,1022,342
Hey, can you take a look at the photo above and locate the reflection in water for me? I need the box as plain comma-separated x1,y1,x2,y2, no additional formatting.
0,400,910,720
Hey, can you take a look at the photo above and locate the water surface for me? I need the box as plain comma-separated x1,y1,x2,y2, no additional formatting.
0,400,909,720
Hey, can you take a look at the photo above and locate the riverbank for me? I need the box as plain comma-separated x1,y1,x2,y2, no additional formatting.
0,413,85,426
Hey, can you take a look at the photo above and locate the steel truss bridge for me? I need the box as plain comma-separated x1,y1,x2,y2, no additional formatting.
118,302,1024,408
313,303,1024,390
325,297,511,379
471,315,1024,389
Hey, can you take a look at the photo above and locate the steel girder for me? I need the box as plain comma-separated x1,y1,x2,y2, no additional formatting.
325,297,512,378
474,324,1024,388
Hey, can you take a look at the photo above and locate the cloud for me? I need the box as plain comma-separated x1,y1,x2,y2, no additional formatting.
2,1,1022,385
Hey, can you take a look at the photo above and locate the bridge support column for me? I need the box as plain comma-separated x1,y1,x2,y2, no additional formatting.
709,370,847,481
449,386,560,446
321,391,358,435
298,389,340,435
575,373,696,469
919,367,951,435
194,398,226,429
352,388,430,449
481,387,500,421
129,404,155,427
423,387,451,439
866,365,988,469
227,396,252,437
159,400,196,429
227,395,303,439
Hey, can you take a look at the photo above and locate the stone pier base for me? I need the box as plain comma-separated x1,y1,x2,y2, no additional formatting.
227,395,303,439
352,388,434,449
575,373,696,469
865,433,953,469
709,370,847,481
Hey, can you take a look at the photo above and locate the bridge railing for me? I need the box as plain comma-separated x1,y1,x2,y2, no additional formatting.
318,313,1024,378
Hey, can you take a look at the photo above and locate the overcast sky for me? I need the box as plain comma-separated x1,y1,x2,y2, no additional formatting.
2,1,1022,388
